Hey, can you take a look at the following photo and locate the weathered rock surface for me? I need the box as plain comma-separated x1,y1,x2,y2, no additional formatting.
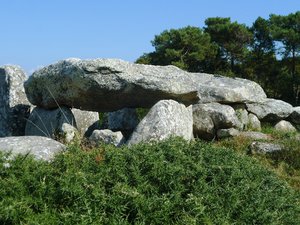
217,128,239,139
72,108,99,136
89,129,124,147
25,107,77,141
24,59,199,111
238,131,271,140
0,65,31,137
247,113,261,131
196,74,267,104
127,100,193,145
193,103,241,131
249,142,283,154
247,99,293,122
61,123,78,143
108,108,139,138
274,120,297,132
234,105,249,130
289,107,300,125
192,109,215,140
0,136,66,161
24,58,267,112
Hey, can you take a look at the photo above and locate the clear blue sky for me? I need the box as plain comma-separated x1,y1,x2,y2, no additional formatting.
0,0,299,74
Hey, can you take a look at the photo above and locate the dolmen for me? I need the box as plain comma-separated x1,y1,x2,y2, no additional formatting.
0,58,299,160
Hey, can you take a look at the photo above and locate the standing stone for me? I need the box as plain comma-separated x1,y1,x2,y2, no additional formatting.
71,108,99,136
274,120,297,132
247,98,293,122
0,65,31,137
0,136,66,161
289,107,300,125
247,113,261,131
233,105,249,130
108,108,139,138
89,129,124,147
192,110,215,140
25,107,77,141
127,100,193,145
193,103,241,130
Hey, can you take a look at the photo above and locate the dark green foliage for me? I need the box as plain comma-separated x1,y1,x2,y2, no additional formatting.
136,108,149,121
270,11,300,104
136,26,218,73
136,11,300,105
0,138,299,224
204,17,252,75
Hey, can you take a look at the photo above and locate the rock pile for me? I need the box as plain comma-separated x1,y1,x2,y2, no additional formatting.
0,58,299,160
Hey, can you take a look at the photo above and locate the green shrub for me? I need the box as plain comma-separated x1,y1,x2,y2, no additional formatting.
0,138,299,224
215,125,300,190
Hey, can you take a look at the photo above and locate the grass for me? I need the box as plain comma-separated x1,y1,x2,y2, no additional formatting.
215,125,300,191
0,137,299,224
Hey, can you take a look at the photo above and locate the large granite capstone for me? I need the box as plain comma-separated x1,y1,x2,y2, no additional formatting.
24,58,267,112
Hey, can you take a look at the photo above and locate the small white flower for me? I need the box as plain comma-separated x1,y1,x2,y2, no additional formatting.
3,163,11,168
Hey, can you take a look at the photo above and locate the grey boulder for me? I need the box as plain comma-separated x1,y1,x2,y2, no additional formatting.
289,107,300,125
192,108,215,140
0,136,66,161
217,128,240,139
193,103,241,131
24,58,267,112
127,100,193,145
24,58,199,112
247,98,293,122
249,142,283,154
234,105,249,130
196,74,267,104
108,108,139,138
0,65,31,137
25,107,77,142
89,129,124,147
247,113,261,131
238,131,271,140
71,108,99,136
274,120,297,132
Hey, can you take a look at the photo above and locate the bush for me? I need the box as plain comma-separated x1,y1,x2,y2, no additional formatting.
216,125,300,190
0,138,299,224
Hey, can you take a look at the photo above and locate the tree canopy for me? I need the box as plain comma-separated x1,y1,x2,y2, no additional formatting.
204,17,252,75
136,26,217,72
136,11,300,105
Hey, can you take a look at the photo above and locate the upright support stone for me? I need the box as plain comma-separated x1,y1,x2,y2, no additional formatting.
247,113,261,131
71,108,99,137
127,100,193,145
108,108,139,138
0,65,31,137
25,107,77,141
